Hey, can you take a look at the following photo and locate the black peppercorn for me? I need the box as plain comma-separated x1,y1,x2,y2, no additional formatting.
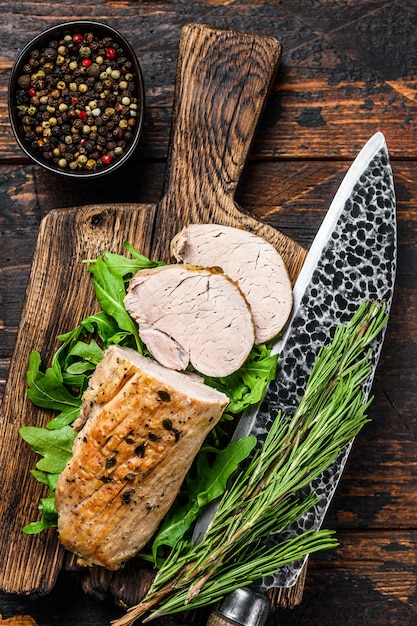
18,74,32,89
16,88,30,103
24,131,36,142
135,443,146,458
112,126,124,140
84,139,95,153
105,456,117,469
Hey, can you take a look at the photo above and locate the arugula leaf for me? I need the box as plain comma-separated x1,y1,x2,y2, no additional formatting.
53,311,133,390
204,343,278,415
30,469,60,490
27,350,83,412
23,495,58,534
150,436,256,565
57,311,120,345
22,472,61,534
64,338,103,375
47,406,81,430
21,246,162,533
87,256,142,351
187,437,256,508
19,425,76,473
93,246,164,281
19,423,75,533
84,244,164,354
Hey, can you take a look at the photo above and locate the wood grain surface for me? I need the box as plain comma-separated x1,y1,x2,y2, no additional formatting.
0,19,307,618
0,203,156,596
1,1,417,625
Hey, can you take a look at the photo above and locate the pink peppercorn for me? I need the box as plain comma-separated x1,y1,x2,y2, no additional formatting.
105,47,117,59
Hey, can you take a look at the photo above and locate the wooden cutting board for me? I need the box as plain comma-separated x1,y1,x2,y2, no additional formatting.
0,22,307,611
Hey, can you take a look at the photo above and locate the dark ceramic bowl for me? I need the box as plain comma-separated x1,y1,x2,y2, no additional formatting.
8,20,144,178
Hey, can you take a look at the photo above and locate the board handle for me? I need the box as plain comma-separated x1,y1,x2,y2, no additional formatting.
154,22,281,260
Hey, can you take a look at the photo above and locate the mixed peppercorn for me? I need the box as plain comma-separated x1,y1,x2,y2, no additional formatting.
14,29,141,173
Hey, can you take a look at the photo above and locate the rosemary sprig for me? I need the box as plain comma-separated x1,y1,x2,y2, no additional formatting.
113,300,388,626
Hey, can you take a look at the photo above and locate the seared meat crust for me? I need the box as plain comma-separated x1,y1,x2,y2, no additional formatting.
55,346,228,570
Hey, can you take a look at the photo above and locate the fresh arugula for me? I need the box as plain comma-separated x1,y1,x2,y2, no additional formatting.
27,349,83,417
20,424,76,474
19,424,76,533
149,436,256,566
87,257,142,352
203,342,278,417
21,243,278,563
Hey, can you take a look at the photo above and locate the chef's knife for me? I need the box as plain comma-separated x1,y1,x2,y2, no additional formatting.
194,130,397,626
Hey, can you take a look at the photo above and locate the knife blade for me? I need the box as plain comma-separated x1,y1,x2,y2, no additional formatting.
195,130,397,625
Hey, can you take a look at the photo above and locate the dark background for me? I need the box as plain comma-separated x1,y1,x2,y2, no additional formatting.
1,1,416,624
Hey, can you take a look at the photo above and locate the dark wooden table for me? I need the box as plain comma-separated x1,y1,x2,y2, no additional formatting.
1,1,416,625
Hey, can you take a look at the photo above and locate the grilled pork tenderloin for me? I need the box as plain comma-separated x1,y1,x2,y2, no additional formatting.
171,224,293,343
55,345,228,570
124,264,255,377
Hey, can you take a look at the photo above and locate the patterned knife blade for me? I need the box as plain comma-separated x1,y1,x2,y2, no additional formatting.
196,131,396,623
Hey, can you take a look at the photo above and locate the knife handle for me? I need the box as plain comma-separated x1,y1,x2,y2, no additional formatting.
206,587,271,626
207,613,237,626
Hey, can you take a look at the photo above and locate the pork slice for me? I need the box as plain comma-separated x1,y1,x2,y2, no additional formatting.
55,345,228,570
171,224,293,343
124,264,255,377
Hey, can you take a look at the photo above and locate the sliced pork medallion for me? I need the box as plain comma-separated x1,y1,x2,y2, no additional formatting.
171,224,293,343
124,264,255,377
55,345,228,570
